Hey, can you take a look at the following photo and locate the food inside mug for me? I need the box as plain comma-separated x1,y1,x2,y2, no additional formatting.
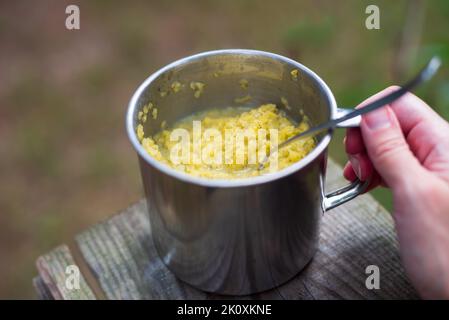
136,102,316,179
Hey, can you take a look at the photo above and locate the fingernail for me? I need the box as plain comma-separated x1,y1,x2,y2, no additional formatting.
350,155,362,179
364,107,392,130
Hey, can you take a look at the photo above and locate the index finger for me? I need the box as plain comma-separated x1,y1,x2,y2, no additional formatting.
357,86,449,161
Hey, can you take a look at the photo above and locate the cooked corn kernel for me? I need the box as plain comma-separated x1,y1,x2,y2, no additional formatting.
291,69,299,81
171,81,182,93
190,81,205,98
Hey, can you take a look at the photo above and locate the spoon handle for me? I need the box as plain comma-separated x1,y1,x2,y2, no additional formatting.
277,56,441,149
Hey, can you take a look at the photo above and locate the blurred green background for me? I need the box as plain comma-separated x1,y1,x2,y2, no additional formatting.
0,0,448,298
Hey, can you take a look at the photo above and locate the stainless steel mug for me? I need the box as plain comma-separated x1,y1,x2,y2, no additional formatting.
126,49,369,295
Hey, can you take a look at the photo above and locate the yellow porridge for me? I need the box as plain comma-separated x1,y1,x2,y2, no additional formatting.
137,104,315,179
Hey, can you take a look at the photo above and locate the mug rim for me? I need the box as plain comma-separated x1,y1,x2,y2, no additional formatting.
126,49,336,188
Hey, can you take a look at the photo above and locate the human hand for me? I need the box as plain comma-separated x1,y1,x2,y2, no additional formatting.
343,86,449,299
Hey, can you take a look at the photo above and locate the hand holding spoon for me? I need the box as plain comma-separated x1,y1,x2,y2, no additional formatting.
259,56,442,170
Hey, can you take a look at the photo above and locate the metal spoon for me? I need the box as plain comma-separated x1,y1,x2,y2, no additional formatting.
259,56,442,170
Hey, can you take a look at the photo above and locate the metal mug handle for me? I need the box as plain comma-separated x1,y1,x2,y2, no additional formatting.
323,107,371,211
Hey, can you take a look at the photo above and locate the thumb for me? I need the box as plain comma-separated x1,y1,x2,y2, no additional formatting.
360,105,424,188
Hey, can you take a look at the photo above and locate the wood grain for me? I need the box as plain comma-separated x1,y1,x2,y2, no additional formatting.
34,159,419,299
35,245,96,300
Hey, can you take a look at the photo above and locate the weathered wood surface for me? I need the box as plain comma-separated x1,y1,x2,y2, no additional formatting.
34,159,419,300
35,245,96,300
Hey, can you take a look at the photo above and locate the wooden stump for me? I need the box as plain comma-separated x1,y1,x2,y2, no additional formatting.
34,159,418,300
